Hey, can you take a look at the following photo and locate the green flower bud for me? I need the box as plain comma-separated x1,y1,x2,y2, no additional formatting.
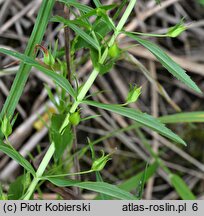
69,112,81,126
44,51,55,66
91,150,111,171
108,43,121,58
35,44,55,66
1,115,12,139
167,21,186,38
126,85,142,104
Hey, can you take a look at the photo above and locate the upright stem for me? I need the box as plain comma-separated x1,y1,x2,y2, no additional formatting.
116,0,137,32
24,0,137,200
23,143,55,200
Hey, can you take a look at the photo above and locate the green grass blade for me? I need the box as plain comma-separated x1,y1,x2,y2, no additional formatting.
0,48,76,99
51,16,100,51
125,32,202,94
170,174,196,200
83,100,186,145
119,162,158,191
0,0,55,121
159,112,204,123
0,140,36,176
46,177,137,200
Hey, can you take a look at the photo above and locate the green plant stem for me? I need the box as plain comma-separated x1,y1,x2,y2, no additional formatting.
42,169,93,178
127,31,168,38
60,0,137,132
23,143,55,200
23,0,137,200
116,0,136,33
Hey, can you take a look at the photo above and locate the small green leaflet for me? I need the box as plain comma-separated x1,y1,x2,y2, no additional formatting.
90,49,114,75
0,48,76,99
125,32,202,94
0,140,36,176
170,174,196,200
83,100,186,145
45,177,137,200
49,114,73,161
8,173,31,200
159,112,204,124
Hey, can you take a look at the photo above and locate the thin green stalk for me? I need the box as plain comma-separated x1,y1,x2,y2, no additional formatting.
116,0,136,33
45,123,139,175
0,0,55,132
42,169,93,179
61,0,138,131
59,68,99,133
24,0,137,200
23,143,55,200
127,31,168,37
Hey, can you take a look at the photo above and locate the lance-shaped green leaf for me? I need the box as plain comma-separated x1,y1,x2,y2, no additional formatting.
0,141,35,176
170,174,196,200
0,48,76,99
45,177,137,200
125,32,201,94
159,112,204,123
83,100,186,145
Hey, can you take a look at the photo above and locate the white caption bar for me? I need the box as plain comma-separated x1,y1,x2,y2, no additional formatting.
0,201,203,216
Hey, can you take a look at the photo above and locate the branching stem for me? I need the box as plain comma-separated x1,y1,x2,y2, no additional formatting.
23,0,137,200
